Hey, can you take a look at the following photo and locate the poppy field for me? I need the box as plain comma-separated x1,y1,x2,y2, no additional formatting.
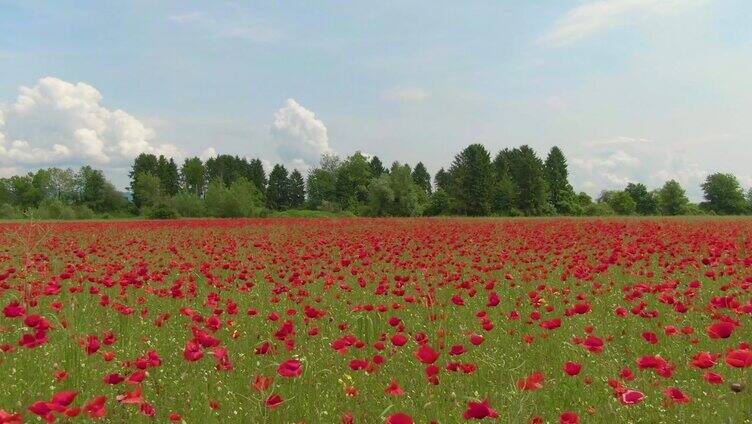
0,218,750,424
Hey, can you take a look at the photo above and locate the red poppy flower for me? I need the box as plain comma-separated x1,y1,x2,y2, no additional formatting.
517,371,545,391
385,379,405,396
265,394,284,409
704,372,724,384
463,399,499,420
726,348,752,368
183,341,204,362
560,411,580,424
253,375,274,392
620,390,645,405
583,336,604,353
386,413,414,424
84,396,107,419
277,359,303,378
415,344,440,364
664,387,691,404
691,351,718,369
564,361,582,376
707,321,734,339
3,301,25,318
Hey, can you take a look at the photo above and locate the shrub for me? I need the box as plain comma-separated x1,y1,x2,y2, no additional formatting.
36,199,76,220
73,205,95,220
171,192,206,217
0,203,21,219
144,202,179,219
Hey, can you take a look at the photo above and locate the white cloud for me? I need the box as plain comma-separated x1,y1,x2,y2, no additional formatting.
271,98,334,168
168,10,282,43
380,87,429,103
260,158,273,175
200,147,218,160
168,11,204,24
0,167,19,177
587,136,652,147
0,77,180,167
541,0,708,46
570,135,709,199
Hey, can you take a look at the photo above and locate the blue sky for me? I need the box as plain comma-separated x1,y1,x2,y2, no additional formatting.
1,0,751,199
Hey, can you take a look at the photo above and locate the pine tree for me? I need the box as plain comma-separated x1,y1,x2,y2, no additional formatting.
544,146,574,212
411,162,432,194
248,158,267,194
434,168,451,191
369,156,386,178
266,164,290,210
492,149,517,214
157,157,180,196
448,144,494,216
288,169,305,208
507,145,550,215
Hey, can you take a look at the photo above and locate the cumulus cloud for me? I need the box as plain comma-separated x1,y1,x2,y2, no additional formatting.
380,87,429,103
570,135,708,199
200,147,218,160
0,77,179,167
271,99,333,168
541,0,708,46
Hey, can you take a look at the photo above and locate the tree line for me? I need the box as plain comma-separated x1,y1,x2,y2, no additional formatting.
2,144,751,219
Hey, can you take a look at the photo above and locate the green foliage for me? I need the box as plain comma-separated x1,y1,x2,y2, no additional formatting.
266,164,290,210
0,203,21,219
544,146,575,212
624,183,658,215
132,172,164,211
575,192,593,207
367,163,425,216
411,162,432,195
78,166,128,213
657,180,689,216
491,150,517,215
157,156,180,196
180,157,206,196
205,178,264,218
129,153,159,208
608,191,637,215
248,158,267,195
71,205,95,219
701,173,748,215
205,155,245,187
423,188,453,216
306,154,340,210
144,201,179,219
171,191,206,217
506,145,551,215
36,198,77,220
369,156,386,178
434,168,450,192
584,202,615,216
448,144,494,216
335,152,372,212
683,203,709,216
288,170,306,209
